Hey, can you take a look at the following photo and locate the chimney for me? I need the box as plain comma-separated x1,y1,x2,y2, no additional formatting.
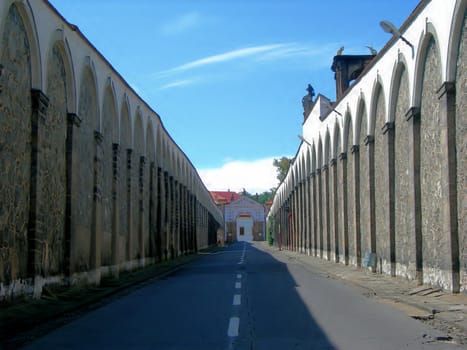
331,54,375,100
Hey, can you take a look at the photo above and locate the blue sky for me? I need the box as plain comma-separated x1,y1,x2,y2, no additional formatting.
49,0,420,193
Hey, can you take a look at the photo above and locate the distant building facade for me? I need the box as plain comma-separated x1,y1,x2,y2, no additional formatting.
211,192,267,242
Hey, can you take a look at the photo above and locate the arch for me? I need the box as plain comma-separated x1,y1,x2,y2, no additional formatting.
71,58,100,274
133,108,145,155
78,61,99,130
146,120,156,164
392,59,412,279
45,30,77,114
101,78,118,266
317,137,323,169
342,111,352,153
331,120,341,160
369,76,386,136
388,55,410,123
416,26,449,289
355,95,368,144
412,22,442,107
0,1,41,88
0,2,35,281
324,129,331,165
102,78,119,143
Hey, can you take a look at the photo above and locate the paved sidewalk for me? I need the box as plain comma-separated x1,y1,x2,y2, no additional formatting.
254,242,467,346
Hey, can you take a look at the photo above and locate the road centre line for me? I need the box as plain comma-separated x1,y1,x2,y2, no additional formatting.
235,282,241,289
233,294,241,306
227,317,239,337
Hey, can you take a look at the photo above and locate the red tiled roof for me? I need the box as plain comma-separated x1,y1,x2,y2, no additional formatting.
210,191,241,205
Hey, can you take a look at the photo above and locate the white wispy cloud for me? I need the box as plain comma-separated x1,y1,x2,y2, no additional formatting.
158,79,197,90
160,12,201,35
198,157,284,194
155,44,289,77
155,43,335,79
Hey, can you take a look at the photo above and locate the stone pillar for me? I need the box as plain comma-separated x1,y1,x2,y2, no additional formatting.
28,89,49,279
64,112,82,277
168,175,175,259
351,145,362,267
437,82,460,293
383,122,396,276
126,149,133,262
296,181,304,253
339,152,349,265
311,172,317,256
148,162,157,259
91,131,104,283
364,135,376,272
163,171,170,260
305,175,311,255
138,156,146,265
174,180,180,256
316,168,323,258
323,165,331,260
330,158,339,263
157,167,166,261
406,107,423,284
110,144,120,274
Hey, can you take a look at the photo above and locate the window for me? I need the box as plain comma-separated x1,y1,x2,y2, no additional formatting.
239,227,245,236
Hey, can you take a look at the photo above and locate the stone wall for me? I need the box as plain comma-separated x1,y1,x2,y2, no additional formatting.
0,1,222,300
456,13,467,293
271,0,466,293
0,4,31,286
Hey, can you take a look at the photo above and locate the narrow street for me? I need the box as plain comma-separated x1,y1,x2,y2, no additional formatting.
23,242,463,350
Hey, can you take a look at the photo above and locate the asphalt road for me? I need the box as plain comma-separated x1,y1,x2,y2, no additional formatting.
22,242,464,349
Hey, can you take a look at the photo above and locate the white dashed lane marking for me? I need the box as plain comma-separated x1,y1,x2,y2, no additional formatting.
233,294,241,305
235,282,241,289
227,317,240,337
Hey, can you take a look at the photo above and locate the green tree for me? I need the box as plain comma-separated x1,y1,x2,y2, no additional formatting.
273,157,293,184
